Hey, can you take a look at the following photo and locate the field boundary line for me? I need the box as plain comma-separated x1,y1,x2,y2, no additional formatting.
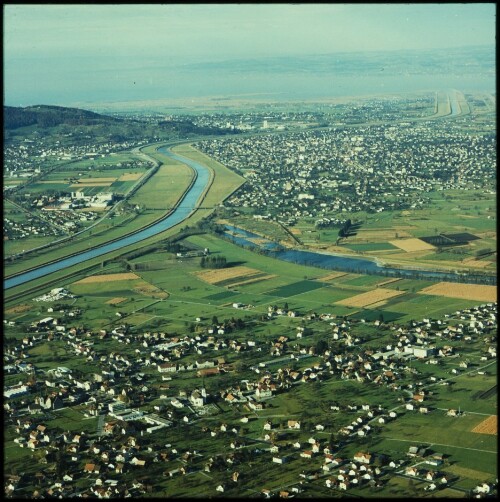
383,438,496,454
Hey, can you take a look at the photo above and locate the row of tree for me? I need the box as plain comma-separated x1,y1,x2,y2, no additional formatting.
200,255,227,269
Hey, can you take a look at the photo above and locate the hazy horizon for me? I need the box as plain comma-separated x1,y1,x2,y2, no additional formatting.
4,4,496,108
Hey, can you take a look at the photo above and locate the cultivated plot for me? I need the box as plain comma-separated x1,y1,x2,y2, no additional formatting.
472,415,497,435
389,238,436,252
194,266,276,288
419,282,497,302
73,272,140,284
336,288,405,308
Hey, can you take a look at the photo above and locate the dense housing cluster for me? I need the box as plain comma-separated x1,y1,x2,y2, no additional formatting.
4,135,147,180
195,120,496,224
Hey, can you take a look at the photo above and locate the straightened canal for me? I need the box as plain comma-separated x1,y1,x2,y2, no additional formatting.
4,147,210,290
4,138,495,289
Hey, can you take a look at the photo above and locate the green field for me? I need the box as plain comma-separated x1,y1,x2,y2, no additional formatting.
3,113,497,499
265,280,328,298
129,162,193,210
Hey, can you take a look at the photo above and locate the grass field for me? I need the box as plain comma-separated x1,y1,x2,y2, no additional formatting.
171,144,245,209
129,162,193,210
339,275,393,288
265,280,328,298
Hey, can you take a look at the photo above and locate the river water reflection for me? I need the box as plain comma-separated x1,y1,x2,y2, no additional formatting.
4,146,495,290
223,225,496,285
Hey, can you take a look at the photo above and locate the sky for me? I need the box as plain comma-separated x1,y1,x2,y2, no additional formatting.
3,3,496,107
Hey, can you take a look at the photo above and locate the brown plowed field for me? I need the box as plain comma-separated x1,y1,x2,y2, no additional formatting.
5,304,32,314
472,415,497,435
419,282,497,302
74,273,139,284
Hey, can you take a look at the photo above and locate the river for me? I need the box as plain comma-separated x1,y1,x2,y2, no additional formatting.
222,225,496,285
4,144,495,290
4,147,210,290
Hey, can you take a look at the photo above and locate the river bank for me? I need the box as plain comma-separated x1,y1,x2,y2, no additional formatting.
222,225,496,285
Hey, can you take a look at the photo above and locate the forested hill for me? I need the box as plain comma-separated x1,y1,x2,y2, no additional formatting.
4,105,239,141
4,105,121,129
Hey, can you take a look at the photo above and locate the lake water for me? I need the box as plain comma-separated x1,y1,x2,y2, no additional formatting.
6,58,495,107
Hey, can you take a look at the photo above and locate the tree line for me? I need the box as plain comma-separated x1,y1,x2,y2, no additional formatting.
200,255,227,269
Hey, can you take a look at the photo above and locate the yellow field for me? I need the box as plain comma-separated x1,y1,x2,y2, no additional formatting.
419,282,497,302
106,297,128,305
118,173,142,181
471,415,497,435
195,266,264,285
389,238,436,252
462,257,495,269
336,288,405,308
354,228,412,241
320,271,349,281
74,273,139,284
38,180,69,184
289,228,302,235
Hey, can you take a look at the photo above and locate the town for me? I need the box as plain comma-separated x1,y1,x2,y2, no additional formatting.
3,91,498,498
194,117,496,226
4,269,497,498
